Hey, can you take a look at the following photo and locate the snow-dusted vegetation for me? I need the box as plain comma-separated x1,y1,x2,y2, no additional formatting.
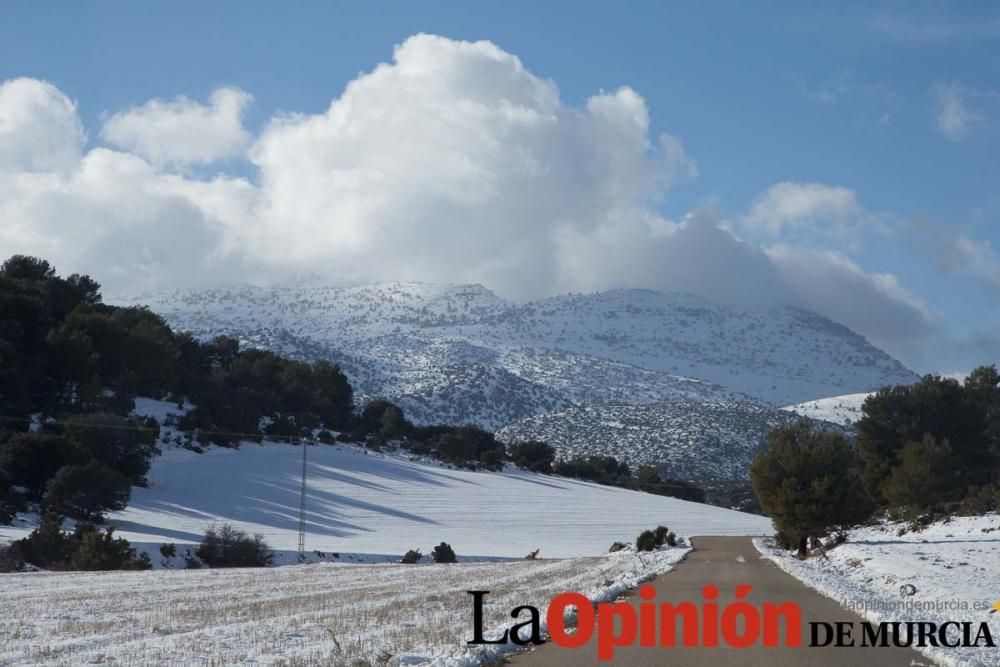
756,514,1000,667
497,401,840,479
0,546,687,666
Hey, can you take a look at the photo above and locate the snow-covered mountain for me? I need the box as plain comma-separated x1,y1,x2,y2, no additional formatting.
115,282,915,417
113,282,915,478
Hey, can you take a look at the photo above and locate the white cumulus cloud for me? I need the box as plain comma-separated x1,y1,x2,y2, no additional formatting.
101,87,253,166
743,182,862,235
0,77,84,173
0,34,939,367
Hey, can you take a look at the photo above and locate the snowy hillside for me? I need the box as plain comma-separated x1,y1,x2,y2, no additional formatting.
757,514,1000,667
113,283,918,429
1,441,772,561
497,402,840,480
783,392,871,426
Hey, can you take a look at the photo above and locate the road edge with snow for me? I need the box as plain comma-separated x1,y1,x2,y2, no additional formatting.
754,537,962,667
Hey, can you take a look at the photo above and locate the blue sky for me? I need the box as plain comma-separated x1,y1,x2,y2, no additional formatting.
1,1,998,372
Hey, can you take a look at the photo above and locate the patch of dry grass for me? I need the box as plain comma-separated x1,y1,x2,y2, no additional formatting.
0,551,683,665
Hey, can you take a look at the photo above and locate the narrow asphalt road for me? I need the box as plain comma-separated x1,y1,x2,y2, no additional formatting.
512,536,933,666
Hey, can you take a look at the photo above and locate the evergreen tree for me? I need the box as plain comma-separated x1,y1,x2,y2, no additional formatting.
881,435,961,512
857,374,987,502
62,413,159,486
44,461,132,521
751,422,872,551
0,432,88,500
69,524,151,571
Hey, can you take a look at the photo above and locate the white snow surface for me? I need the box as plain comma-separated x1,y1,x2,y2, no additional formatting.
756,514,1000,667
1,441,771,562
782,392,871,426
0,546,688,666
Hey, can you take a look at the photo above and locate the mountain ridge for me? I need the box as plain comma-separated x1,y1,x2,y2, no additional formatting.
111,282,917,479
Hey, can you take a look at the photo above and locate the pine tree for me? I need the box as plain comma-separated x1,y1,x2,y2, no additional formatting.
751,422,872,551
44,462,131,521
881,435,960,512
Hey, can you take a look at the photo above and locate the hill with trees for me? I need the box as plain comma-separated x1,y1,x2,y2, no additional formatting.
1,255,714,570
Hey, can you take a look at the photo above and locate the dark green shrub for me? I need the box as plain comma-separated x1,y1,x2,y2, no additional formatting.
431,542,457,564
959,484,1000,515
17,511,70,568
0,542,25,572
69,524,151,571
636,529,656,552
400,549,422,564
0,432,87,500
508,441,555,474
196,524,273,568
61,413,159,486
0,469,22,524
554,455,631,485
44,461,131,521
407,425,506,470
14,513,149,571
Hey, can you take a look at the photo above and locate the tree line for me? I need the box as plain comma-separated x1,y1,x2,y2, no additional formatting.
0,255,355,524
751,368,1000,553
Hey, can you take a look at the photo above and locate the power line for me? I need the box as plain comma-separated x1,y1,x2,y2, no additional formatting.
298,440,308,556
2,412,326,554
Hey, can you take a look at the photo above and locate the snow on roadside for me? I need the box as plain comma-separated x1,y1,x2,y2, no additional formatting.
0,546,688,666
755,514,1000,667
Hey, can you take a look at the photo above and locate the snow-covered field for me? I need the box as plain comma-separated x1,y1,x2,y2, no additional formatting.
756,514,1000,666
0,438,771,563
0,426,773,664
782,392,871,426
0,546,686,666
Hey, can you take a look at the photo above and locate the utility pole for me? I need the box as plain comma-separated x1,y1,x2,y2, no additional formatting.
297,440,307,557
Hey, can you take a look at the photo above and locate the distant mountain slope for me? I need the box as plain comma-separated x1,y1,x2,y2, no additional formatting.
115,283,917,426
496,402,842,480
782,392,872,426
